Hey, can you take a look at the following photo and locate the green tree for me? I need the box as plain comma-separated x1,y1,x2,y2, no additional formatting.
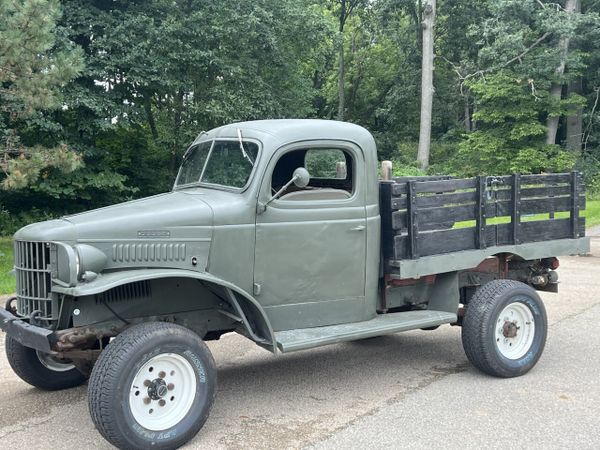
0,0,83,189
455,72,576,175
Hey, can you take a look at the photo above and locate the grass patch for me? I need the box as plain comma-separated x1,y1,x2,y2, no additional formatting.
585,198,600,228
454,199,600,229
0,237,15,295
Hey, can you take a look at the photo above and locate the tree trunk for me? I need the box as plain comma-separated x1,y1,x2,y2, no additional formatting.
565,0,582,153
566,78,583,152
464,89,472,132
546,83,564,145
417,0,436,170
143,93,158,140
546,0,579,145
338,41,345,120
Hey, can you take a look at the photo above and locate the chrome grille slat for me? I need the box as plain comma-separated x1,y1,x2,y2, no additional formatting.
14,241,53,320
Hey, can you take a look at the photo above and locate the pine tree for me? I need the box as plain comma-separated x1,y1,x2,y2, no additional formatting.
0,0,83,189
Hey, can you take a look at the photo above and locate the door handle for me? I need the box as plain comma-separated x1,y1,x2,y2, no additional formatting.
350,225,365,231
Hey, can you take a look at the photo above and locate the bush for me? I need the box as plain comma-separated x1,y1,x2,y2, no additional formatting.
0,205,58,237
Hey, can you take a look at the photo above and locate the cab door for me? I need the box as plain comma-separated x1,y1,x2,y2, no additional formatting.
253,142,368,331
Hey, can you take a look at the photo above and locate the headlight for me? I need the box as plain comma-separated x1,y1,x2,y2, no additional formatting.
74,244,108,278
53,242,79,287
52,243,107,287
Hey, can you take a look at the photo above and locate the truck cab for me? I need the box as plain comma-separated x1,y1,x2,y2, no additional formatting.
1,120,590,450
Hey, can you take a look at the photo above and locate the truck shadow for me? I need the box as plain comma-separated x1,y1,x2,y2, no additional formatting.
0,328,470,435
213,328,469,406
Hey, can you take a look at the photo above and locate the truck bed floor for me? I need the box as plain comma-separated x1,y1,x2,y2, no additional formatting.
274,310,457,353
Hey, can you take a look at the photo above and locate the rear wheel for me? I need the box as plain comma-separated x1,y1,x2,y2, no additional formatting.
88,322,217,450
461,280,547,378
5,336,87,390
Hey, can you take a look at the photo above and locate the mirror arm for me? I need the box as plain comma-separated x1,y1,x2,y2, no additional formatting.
259,174,299,213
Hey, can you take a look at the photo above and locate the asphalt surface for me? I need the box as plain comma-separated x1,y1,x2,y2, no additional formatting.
1,239,599,450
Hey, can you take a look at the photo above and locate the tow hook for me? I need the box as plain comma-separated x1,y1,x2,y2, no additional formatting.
4,296,17,315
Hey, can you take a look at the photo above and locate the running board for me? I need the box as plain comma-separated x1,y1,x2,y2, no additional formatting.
274,310,457,353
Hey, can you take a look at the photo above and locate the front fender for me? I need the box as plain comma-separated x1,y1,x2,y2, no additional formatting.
52,269,276,351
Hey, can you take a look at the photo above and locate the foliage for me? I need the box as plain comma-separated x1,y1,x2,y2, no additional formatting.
0,0,84,189
2,0,600,234
0,237,15,295
453,72,577,175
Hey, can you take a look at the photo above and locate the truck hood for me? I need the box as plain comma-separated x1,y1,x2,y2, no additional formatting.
15,191,214,243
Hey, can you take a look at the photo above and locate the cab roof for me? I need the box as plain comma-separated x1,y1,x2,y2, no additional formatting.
191,119,376,158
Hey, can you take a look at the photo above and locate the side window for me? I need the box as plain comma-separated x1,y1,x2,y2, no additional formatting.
271,147,354,201
305,149,347,179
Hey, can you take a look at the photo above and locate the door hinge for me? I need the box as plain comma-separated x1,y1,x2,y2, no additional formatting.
253,283,261,296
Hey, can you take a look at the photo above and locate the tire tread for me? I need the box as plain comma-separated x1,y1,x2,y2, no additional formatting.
461,279,546,378
88,322,216,450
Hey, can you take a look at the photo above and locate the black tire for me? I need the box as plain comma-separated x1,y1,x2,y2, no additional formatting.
88,322,217,450
5,336,87,390
461,279,547,378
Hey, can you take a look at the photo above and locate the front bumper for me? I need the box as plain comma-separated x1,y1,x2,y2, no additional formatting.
0,308,54,352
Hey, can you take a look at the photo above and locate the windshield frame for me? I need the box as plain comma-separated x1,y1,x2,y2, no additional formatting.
173,137,262,193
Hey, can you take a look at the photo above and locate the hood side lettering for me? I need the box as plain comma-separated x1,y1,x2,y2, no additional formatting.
138,230,171,238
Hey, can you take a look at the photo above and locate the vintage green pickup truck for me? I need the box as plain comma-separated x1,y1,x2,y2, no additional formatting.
1,120,590,449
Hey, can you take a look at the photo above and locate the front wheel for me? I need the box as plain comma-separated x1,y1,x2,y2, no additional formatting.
88,322,217,450
5,336,87,390
461,280,547,378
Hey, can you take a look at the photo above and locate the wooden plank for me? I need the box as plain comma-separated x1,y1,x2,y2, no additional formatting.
379,181,395,259
415,191,476,208
495,185,571,200
520,173,571,184
512,173,521,244
407,181,418,258
392,212,453,232
392,211,407,230
418,204,476,226
413,178,477,194
520,218,572,242
392,175,453,183
392,183,408,195
571,171,580,238
415,227,477,256
392,234,409,260
391,196,407,210
476,176,486,249
522,197,572,214
495,223,513,246
489,196,585,217
520,185,572,198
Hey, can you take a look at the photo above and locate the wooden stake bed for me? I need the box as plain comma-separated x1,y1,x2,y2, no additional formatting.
380,172,589,277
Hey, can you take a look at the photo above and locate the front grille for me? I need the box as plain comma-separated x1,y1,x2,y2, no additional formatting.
14,241,53,319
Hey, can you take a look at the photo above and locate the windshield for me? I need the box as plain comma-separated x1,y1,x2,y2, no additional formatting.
175,139,259,189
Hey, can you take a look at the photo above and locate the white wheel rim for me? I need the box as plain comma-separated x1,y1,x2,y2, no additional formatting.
36,351,75,372
129,353,197,431
495,302,535,359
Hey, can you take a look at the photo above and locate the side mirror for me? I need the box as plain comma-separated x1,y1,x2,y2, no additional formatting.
292,167,310,188
258,167,312,214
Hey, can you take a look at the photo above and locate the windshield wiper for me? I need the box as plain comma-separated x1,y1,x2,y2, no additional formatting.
237,128,254,166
